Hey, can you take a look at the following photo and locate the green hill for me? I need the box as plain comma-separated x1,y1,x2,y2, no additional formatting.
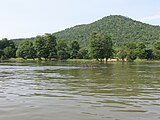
12,15,160,47
53,15,160,47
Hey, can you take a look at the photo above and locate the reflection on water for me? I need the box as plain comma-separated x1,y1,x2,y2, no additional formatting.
0,61,160,120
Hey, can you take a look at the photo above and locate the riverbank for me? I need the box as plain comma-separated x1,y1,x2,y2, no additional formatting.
3,58,160,63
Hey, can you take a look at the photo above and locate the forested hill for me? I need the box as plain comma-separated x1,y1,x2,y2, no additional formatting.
53,15,160,46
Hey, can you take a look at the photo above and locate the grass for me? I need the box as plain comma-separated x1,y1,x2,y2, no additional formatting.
5,58,160,63
67,59,96,62
9,58,36,61
134,58,160,63
8,58,97,62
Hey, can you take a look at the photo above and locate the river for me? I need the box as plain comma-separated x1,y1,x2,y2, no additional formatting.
0,61,160,120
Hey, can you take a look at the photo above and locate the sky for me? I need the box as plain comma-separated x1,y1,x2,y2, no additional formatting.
0,0,160,39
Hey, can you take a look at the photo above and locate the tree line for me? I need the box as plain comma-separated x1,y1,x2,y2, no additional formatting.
0,33,160,61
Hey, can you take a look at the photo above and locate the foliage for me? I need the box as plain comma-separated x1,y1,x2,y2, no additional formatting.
44,33,57,60
0,38,15,49
143,49,154,60
70,41,80,59
117,47,127,61
125,42,138,61
16,40,36,59
2,15,160,62
34,34,57,60
77,48,89,59
90,32,113,61
154,41,160,50
54,15,160,47
0,38,16,59
3,47,16,58
127,50,137,62
153,49,160,60
12,15,160,48
136,42,146,59
0,50,4,59
34,36,46,60
57,39,70,60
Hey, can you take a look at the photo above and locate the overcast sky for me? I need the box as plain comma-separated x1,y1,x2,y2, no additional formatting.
0,0,160,39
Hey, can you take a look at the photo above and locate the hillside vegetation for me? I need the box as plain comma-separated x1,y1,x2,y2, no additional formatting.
53,15,160,47
5,15,160,62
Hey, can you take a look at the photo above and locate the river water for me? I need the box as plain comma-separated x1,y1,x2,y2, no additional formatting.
0,61,160,120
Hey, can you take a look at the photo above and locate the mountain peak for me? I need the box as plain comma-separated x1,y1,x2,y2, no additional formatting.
13,15,160,46
54,15,160,47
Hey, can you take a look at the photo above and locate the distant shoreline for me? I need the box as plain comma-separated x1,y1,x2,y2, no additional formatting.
1,58,159,63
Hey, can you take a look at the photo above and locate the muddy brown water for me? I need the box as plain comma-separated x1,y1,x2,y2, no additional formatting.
0,61,160,120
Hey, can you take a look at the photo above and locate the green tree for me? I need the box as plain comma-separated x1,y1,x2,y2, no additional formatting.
137,49,146,59
0,50,4,59
117,48,127,61
153,49,160,60
137,42,146,50
16,40,36,59
0,38,9,49
125,42,137,61
44,33,57,60
70,41,80,59
136,42,146,59
126,42,137,50
154,41,160,50
57,40,70,60
90,32,113,61
153,41,160,60
127,50,137,62
143,49,154,60
3,47,16,58
34,36,46,60
0,38,15,49
0,38,16,59
103,34,113,60
77,48,89,59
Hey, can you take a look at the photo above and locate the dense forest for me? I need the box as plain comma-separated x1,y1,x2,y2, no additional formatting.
0,33,160,61
53,15,160,47
1,15,160,61
12,15,160,47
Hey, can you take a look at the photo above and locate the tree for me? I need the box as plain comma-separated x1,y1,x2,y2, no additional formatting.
90,32,113,61
44,33,57,60
143,49,154,60
77,48,89,59
127,50,137,62
0,38,16,59
0,38,15,50
34,34,57,60
0,50,4,59
136,42,146,59
137,42,146,50
103,34,113,60
0,38,9,49
153,49,160,60
117,48,127,61
34,36,46,60
3,47,16,58
153,41,160,60
70,41,80,59
154,41,160,50
125,42,137,61
137,49,146,59
57,40,70,60
126,42,137,50
16,40,36,59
